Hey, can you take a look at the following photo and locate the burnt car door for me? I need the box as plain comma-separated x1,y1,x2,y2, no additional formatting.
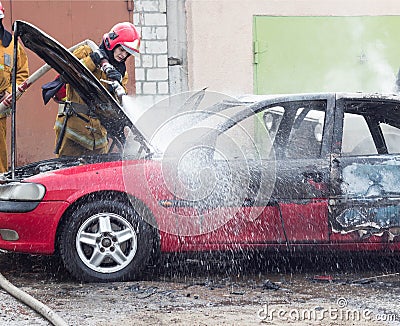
268,96,335,243
329,95,400,243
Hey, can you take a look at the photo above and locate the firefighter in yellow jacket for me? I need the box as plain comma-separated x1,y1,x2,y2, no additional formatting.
54,22,140,157
0,2,29,173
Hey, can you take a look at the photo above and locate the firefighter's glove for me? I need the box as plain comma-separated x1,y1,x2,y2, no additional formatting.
102,63,122,84
90,49,108,66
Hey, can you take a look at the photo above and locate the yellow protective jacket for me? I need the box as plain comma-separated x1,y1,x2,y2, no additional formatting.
0,35,29,118
55,45,128,151
0,30,29,173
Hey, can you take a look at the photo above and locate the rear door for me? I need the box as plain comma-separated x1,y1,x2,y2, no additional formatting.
329,96,400,243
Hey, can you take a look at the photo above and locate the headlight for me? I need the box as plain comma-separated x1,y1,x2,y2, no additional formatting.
0,182,46,201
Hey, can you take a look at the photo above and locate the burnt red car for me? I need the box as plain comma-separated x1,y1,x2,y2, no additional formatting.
1,22,400,282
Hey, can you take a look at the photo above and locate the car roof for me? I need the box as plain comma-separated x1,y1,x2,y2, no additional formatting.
238,92,400,103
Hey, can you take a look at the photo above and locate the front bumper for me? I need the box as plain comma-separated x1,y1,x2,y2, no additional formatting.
0,200,41,213
0,200,69,254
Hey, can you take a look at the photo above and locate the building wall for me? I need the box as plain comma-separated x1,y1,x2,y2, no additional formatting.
186,0,400,95
5,0,400,166
134,0,169,104
133,0,188,109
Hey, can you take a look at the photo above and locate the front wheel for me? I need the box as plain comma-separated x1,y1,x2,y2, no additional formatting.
58,200,156,282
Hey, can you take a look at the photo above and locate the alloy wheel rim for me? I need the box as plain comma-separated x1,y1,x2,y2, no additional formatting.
76,212,138,274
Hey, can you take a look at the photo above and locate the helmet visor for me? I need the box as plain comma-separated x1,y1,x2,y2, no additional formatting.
121,42,140,56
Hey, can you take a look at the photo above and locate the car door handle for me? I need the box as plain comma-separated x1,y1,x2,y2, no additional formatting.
332,158,340,167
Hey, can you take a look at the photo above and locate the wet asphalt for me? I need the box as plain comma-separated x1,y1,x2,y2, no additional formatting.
0,251,399,325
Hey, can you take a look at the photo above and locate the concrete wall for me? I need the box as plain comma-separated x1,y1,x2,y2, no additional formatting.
186,0,400,95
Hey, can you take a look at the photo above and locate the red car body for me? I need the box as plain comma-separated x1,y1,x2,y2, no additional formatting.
2,157,397,255
3,159,396,256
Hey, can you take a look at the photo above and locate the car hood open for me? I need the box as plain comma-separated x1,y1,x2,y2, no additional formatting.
15,20,151,154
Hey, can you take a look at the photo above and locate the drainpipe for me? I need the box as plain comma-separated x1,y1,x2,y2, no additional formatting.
126,0,134,23
166,0,188,94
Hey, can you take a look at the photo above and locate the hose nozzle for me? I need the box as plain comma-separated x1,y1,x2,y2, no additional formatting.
100,79,126,102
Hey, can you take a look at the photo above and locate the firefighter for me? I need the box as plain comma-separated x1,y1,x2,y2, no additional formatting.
0,2,29,173
54,22,140,157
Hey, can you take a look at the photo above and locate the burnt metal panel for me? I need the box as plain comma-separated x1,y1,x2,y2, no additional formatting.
330,96,400,239
330,153,400,238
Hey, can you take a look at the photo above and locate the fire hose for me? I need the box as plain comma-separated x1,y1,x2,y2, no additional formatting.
0,272,68,326
0,38,99,116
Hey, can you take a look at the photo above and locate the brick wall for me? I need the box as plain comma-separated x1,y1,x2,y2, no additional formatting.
134,0,169,102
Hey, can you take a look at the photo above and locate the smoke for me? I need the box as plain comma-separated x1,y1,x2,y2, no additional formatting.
366,41,397,93
322,18,397,94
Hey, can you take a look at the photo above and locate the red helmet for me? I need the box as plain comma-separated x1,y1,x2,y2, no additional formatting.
103,22,140,56
0,2,5,19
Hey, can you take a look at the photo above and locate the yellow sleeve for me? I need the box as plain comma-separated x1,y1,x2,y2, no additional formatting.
121,72,129,93
6,42,29,93
16,43,29,85
73,45,96,72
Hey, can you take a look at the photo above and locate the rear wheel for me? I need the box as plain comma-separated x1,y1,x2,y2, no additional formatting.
59,200,155,282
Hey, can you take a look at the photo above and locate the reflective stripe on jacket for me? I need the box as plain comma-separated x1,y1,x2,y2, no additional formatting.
54,114,108,151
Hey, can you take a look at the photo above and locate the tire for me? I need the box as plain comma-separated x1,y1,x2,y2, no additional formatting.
58,200,155,282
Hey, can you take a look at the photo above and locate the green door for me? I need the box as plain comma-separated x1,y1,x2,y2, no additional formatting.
253,16,400,94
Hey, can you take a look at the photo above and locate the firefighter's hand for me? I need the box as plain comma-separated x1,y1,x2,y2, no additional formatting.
0,92,11,107
101,63,122,84
90,49,108,66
